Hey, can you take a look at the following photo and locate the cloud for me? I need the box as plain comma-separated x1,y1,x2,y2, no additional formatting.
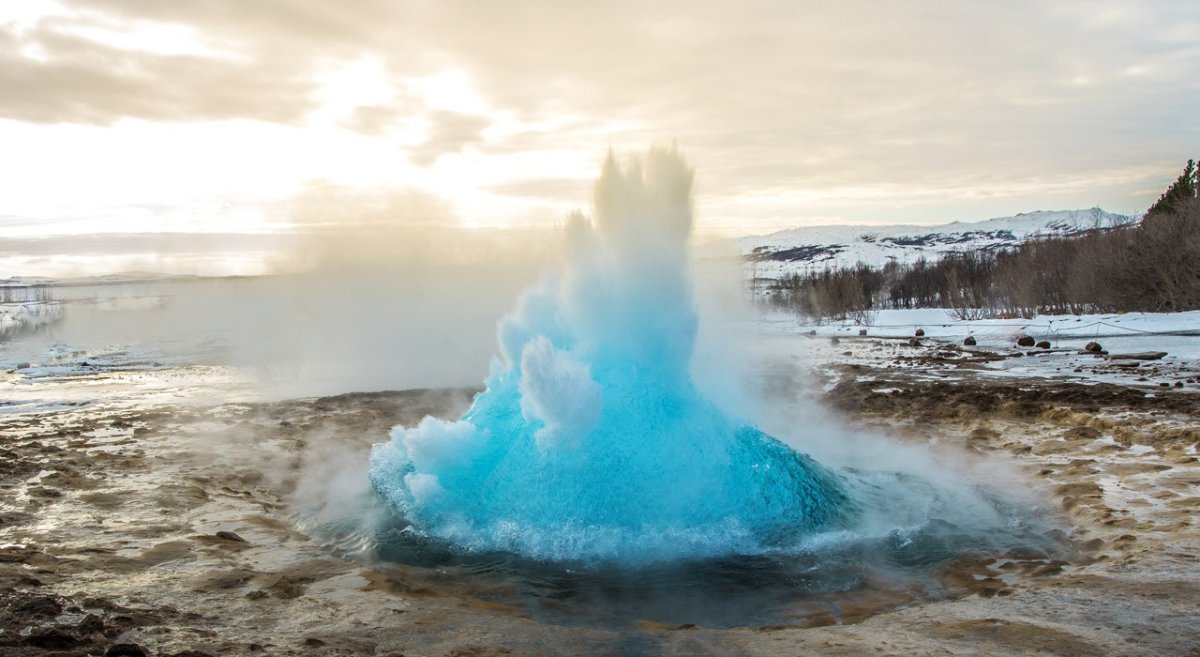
486,177,591,203
1,0,1197,228
287,181,457,230
0,19,317,124
409,111,491,165
0,180,564,277
342,103,406,136
280,180,561,272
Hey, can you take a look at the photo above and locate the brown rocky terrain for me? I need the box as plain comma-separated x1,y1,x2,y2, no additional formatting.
1,340,1198,656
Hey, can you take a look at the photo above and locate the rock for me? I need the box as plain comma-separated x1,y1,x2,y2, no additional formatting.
267,577,303,599
1175,381,1184,388
1029,562,1065,577
914,328,925,336
1158,382,1171,388
1084,341,1103,353
107,643,150,657
830,336,840,345
1016,335,1035,347
24,628,82,649
963,336,977,346
858,329,867,336
1108,351,1168,361
29,486,63,498
1035,340,1051,349
78,612,106,635
12,594,63,617
806,329,817,336
214,531,247,543
16,362,30,369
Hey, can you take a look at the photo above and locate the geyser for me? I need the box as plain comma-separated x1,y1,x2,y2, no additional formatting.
369,147,852,562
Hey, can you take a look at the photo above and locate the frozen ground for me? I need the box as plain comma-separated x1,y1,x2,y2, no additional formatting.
763,308,1200,391
0,301,1198,656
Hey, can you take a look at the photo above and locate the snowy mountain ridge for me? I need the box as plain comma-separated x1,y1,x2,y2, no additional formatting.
737,208,1136,279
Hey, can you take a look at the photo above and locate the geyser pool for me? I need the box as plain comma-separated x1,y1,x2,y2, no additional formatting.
367,147,1049,579
369,147,854,562
348,148,1060,625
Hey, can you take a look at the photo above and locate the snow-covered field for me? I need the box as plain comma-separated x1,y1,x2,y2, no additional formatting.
762,308,1200,391
767,307,1199,349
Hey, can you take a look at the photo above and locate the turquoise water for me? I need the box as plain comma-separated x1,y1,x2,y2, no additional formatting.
369,148,853,562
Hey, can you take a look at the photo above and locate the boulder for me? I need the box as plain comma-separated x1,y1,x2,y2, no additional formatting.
107,644,150,657
215,531,248,543
1035,340,1051,349
914,328,925,337
1108,351,1168,361
858,329,867,336
963,336,977,346
1016,335,1035,347
23,628,81,650
1084,341,1103,353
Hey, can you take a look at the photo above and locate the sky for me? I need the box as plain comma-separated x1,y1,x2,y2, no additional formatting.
1,0,1197,276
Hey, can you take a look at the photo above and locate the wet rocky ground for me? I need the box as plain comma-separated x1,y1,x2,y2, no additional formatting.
1,337,1198,656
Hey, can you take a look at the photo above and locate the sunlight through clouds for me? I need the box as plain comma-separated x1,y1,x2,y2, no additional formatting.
0,0,1196,273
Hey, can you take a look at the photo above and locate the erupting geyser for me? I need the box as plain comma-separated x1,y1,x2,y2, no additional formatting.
369,147,852,562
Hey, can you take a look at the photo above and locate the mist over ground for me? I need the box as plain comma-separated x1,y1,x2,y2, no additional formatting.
6,184,564,398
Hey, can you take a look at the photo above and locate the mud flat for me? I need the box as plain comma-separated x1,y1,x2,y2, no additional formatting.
1,338,1198,656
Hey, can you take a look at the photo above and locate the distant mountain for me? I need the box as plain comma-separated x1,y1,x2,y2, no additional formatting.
737,208,1136,279
1,272,211,288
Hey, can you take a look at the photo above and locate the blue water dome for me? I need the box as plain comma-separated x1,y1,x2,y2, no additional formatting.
370,147,852,563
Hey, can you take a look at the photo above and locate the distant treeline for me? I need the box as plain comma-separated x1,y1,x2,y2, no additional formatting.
768,160,1200,321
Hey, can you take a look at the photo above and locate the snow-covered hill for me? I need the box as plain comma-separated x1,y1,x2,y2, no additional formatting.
737,208,1136,279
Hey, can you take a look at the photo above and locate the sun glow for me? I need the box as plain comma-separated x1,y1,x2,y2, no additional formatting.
311,57,397,123
407,70,490,115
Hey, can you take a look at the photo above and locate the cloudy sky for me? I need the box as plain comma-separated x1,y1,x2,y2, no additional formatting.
1,0,1197,275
